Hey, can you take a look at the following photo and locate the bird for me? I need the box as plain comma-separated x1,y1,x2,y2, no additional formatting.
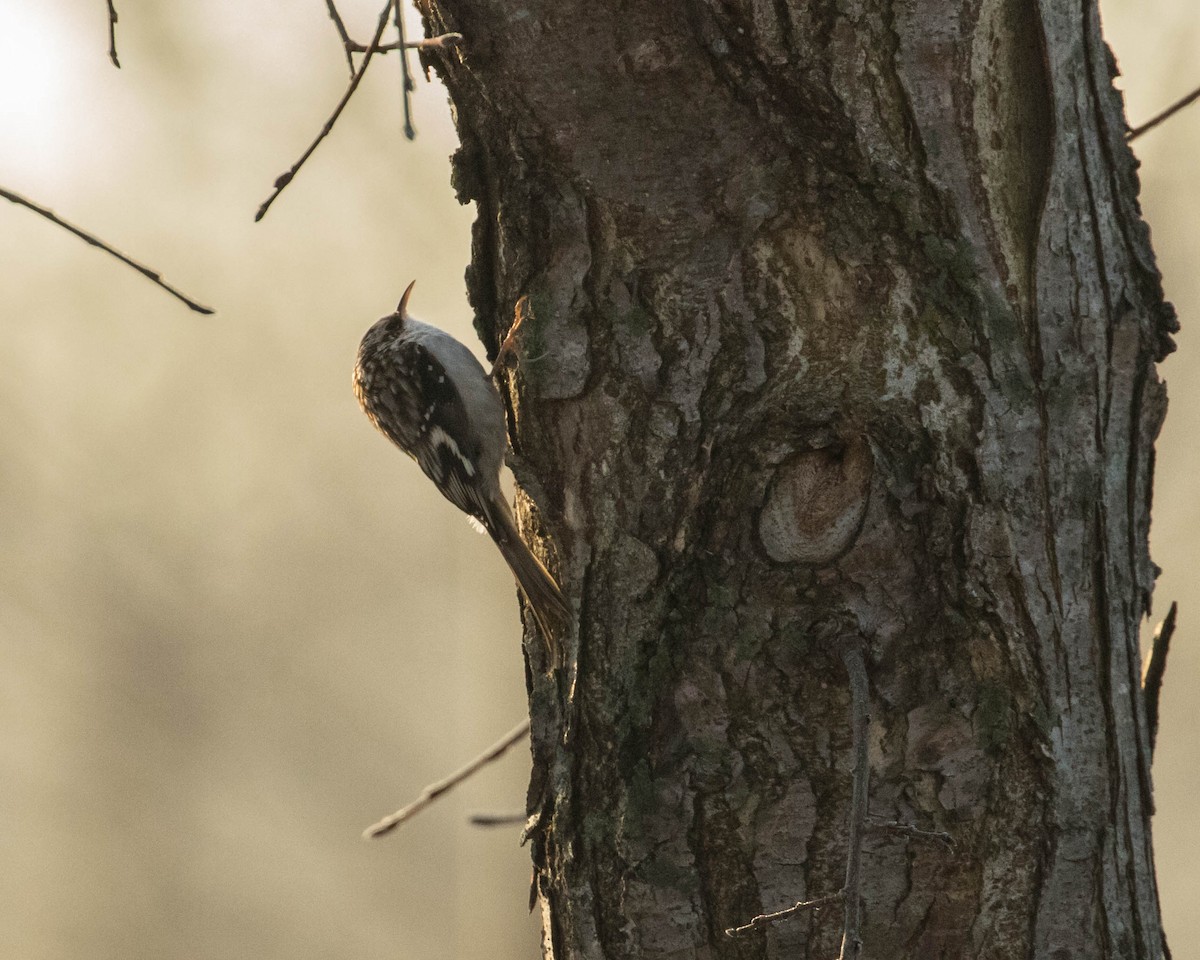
353,281,570,656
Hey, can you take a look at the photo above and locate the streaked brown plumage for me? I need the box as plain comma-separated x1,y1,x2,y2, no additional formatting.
353,281,569,656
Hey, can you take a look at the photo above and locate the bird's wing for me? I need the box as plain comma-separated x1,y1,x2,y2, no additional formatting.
381,338,492,523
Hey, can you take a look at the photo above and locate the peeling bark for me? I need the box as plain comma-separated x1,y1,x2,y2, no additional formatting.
416,0,1175,956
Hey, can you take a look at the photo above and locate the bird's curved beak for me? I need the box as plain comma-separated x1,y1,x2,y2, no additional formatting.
397,280,416,318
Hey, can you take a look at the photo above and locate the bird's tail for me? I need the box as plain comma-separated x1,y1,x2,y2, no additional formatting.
486,498,570,663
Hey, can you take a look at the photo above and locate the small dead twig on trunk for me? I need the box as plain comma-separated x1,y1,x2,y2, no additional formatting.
1143,601,1177,755
363,718,531,839
867,817,955,851
322,0,460,81
838,643,870,960
725,638,872,956
341,34,463,54
725,892,845,938
468,812,526,828
490,295,535,377
1128,84,1200,142
1,186,213,314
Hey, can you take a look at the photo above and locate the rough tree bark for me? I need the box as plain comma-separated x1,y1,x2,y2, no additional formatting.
417,0,1177,957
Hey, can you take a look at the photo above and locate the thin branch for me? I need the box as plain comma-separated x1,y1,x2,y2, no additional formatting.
323,0,459,102
105,0,120,67
393,0,416,140
838,644,870,960
1,186,213,314
491,295,532,377
725,892,845,938
1143,600,1176,755
868,817,955,851
363,718,531,839
723,637,873,949
254,0,395,222
343,33,463,54
323,0,356,78
468,812,526,828
1128,84,1200,142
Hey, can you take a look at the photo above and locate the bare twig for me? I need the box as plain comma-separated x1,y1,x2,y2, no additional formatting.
1,186,213,314
838,644,870,960
363,718,531,839
723,638,872,950
868,817,955,851
323,0,356,77
321,0,462,139
254,0,395,222
105,0,120,67
393,0,416,140
342,33,464,54
1128,84,1200,142
725,892,845,938
491,295,533,377
468,812,526,828
1143,601,1176,755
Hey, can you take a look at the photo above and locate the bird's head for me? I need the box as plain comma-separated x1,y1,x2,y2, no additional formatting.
358,279,416,355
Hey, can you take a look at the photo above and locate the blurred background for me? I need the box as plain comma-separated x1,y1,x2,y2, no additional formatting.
0,1,1194,958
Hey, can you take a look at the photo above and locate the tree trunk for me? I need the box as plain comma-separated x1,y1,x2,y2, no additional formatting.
418,0,1177,956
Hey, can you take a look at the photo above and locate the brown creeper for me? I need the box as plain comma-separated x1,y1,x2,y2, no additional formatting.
353,282,569,653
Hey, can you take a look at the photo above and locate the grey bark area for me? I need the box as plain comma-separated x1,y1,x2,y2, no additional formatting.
418,0,1177,957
